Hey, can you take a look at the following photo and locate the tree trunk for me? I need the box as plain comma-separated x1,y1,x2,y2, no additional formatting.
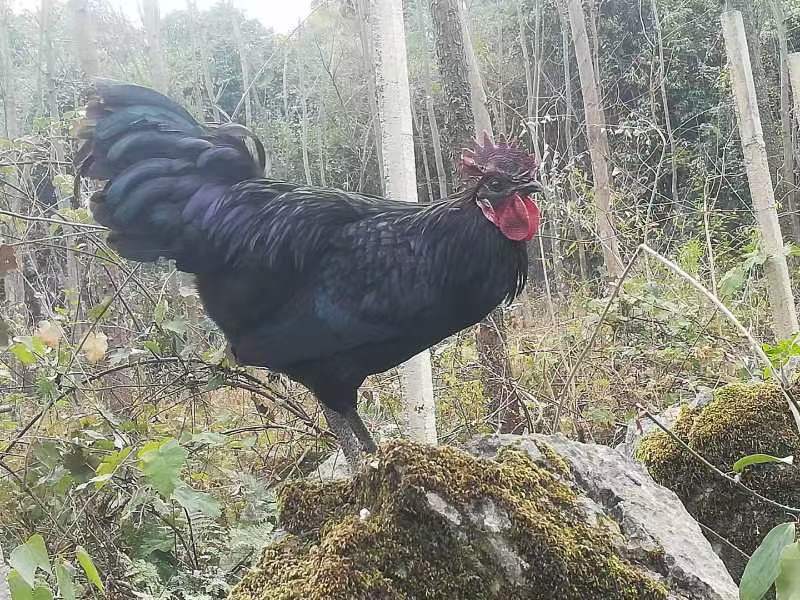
297,35,313,186
369,0,437,444
587,0,601,92
416,0,448,199
411,101,435,203
457,1,491,136
722,10,798,340
142,0,167,92
187,0,219,121
565,0,623,279
282,48,290,120
769,0,799,242
69,0,98,78
525,0,564,293
557,2,589,280
0,0,25,312
41,0,81,325
231,13,252,127
429,0,474,163
357,0,386,189
429,0,522,433
317,100,327,187
650,0,678,207
724,0,782,192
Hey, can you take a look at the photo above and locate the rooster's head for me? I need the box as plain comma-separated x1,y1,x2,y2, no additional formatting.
460,132,543,242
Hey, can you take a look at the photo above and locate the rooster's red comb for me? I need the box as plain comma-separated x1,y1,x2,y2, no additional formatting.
459,131,538,180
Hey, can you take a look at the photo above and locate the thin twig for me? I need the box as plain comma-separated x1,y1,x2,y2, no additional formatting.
553,250,640,427
0,208,107,230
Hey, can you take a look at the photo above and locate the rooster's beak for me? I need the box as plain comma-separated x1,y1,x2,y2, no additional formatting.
517,181,544,195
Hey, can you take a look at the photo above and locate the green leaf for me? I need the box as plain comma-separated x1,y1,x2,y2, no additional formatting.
93,447,132,488
8,570,33,600
9,343,36,366
719,264,747,299
733,454,793,474
87,296,113,322
162,318,187,336
189,432,227,448
138,439,187,498
741,522,796,600
153,299,169,325
142,340,161,356
75,547,104,593
6,570,52,600
10,535,51,587
776,543,800,600
32,587,52,600
172,484,221,518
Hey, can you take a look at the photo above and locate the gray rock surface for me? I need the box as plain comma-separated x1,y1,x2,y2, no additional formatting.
467,434,738,600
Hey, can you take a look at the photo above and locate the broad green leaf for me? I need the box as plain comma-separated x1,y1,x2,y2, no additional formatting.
8,570,33,600
719,264,747,299
776,543,800,600
741,522,796,600
10,535,51,586
138,439,187,498
6,570,52,600
9,343,36,366
94,447,132,488
162,318,187,336
172,484,221,518
733,454,793,473
75,547,104,593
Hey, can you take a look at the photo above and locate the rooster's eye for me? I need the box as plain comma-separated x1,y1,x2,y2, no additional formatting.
487,179,502,192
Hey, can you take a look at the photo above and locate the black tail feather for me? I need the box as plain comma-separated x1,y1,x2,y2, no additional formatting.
75,79,264,271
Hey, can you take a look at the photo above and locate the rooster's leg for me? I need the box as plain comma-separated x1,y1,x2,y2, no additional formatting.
343,410,377,454
321,405,363,468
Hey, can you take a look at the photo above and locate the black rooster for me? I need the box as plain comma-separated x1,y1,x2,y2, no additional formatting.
75,81,543,466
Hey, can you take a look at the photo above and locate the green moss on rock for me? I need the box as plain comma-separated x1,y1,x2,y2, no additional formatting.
229,440,667,600
636,382,800,579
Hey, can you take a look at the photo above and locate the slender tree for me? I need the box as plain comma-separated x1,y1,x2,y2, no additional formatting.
415,0,448,199
369,0,437,444
724,0,782,192
0,0,24,311
565,0,623,279
556,1,589,280
650,0,678,208
357,0,386,188
769,0,799,241
722,10,798,340
231,10,253,127
69,0,98,78
142,0,167,92
429,0,522,432
428,0,473,166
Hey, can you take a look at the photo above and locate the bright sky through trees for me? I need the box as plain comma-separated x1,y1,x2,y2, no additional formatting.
14,0,312,33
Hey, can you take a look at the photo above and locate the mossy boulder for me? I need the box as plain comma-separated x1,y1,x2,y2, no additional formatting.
636,382,800,580
229,436,736,599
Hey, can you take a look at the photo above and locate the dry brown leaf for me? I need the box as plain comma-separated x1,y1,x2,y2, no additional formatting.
0,245,18,275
